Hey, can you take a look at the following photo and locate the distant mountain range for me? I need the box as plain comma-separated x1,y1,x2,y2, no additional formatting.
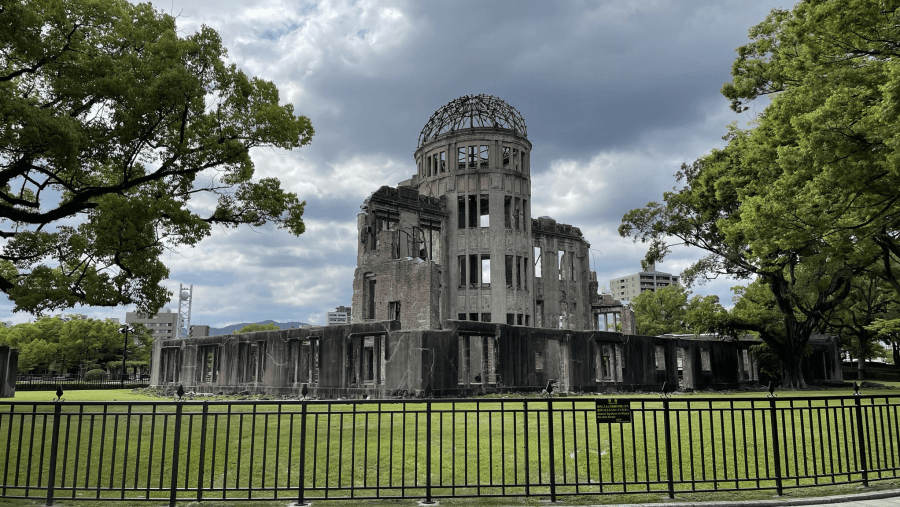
209,320,310,336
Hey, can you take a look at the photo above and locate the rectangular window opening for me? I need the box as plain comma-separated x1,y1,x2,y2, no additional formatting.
481,313,491,322
469,312,478,322
513,148,519,171
514,197,521,230
506,313,515,325
427,155,432,177
469,254,478,285
516,256,522,289
440,151,446,172
367,278,376,320
480,145,489,168
468,145,477,168
534,246,542,278
479,195,489,227
504,196,512,228
655,345,666,370
505,255,513,288
458,313,467,321
481,255,490,285
458,147,466,170
517,314,523,326
558,250,565,281
458,196,466,229
503,146,511,169
388,301,401,322
468,195,477,228
458,255,467,287
525,315,530,327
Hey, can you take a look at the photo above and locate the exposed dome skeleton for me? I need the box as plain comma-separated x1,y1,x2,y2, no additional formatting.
417,94,527,148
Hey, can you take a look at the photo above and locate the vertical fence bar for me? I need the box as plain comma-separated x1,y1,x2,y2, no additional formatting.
546,399,557,503
854,396,869,487
768,397,783,496
524,400,531,497
297,401,308,506
424,400,433,504
169,403,184,507
44,402,62,506
197,403,209,502
663,398,674,499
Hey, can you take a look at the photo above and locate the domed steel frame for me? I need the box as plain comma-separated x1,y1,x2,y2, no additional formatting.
418,94,527,147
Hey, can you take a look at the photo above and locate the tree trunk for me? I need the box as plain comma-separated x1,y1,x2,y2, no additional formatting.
779,345,808,389
893,342,900,370
857,357,867,381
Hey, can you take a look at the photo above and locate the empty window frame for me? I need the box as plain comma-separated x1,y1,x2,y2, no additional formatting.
505,255,514,288
469,312,478,321
558,250,565,280
559,301,568,330
479,195,489,227
481,255,491,285
514,198,521,230
288,340,299,384
388,301,401,322
440,151,446,172
522,200,528,230
525,315,530,326
468,145,477,168
504,196,512,228
535,351,544,371
199,345,219,383
503,146,511,169
479,145,489,168
655,345,666,370
468,195,477,228
534,247,542,278
516,314,523,325
427,155,432,177
701,348,712,371
515,256,523,289
418,160,422,177
363,336,376,384
458,255,467,287
458,313,467,320
513,148,520,171
366,277,377,320
458,196,466,229
469,254,478,285
459,335,496,384
570,251,577,282
506,313,515,325
481,313,491,322
458,147,466,170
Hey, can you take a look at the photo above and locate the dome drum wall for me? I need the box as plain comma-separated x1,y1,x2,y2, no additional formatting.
414,126,534,327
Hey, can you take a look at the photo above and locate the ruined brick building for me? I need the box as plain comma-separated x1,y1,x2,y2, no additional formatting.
354,94,621,333
150,95,842,397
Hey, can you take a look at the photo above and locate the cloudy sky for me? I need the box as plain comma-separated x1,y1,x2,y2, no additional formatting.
5,0,790,327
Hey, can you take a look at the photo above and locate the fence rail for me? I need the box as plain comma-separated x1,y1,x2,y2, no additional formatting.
15,374,151,391
1,395,898,506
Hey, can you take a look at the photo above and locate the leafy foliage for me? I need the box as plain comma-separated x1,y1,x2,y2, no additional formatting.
233,322,280,334
631,285,728,337
0,0,313,314
619,0,900,387
0,315,152,374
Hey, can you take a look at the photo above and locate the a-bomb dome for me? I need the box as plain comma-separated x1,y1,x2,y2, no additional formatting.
418,94,527,147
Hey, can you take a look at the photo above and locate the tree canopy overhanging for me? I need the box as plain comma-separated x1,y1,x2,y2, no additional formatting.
0,0,313,314
619,0,900,387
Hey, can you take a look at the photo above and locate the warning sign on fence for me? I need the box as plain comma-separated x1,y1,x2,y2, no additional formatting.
595,399,632,424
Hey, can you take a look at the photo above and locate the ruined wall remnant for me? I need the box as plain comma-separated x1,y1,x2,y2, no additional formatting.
0,345,18,397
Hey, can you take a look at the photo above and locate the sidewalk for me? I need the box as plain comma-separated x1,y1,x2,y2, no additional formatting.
594,488,900,507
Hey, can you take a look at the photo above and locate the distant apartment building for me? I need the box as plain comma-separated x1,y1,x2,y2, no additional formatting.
327,306,352,325
125,309,179,339
609,263,680,301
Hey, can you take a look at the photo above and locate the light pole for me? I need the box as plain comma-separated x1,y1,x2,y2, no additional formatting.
118,325,135,386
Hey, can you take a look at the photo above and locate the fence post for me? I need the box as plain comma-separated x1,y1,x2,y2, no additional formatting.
296,401,308,506
424,400,434,504
169,402,184,507
546,399,557,503
196,402,209,502
768,397,783,496
45,402,63,507
854,396,869,487
663,398,675,499
524,399,531,497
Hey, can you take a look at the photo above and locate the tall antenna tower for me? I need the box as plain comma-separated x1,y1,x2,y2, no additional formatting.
177,283,193,338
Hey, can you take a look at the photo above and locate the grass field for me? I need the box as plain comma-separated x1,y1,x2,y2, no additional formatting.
1,385,899,506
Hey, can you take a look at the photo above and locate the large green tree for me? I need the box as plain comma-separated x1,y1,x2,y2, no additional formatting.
631,284,728,337
619,0,900,387
0,0,313,314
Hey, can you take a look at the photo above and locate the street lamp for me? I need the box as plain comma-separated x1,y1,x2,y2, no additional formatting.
118,324,135,386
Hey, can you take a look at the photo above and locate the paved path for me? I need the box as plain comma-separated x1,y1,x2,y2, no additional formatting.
596,488,900,507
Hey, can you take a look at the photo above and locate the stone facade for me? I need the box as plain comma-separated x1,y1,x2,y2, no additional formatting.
149,94,843,397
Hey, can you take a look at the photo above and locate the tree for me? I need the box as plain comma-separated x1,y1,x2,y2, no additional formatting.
0,0,313,314
233,322,280,334
631,284,728,337
618,1,900,388
822,274,894,380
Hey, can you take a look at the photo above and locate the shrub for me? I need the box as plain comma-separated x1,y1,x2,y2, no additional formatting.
84,369,109,381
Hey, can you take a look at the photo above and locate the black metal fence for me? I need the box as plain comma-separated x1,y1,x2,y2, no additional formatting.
16,374,151,391
1,395,898,506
